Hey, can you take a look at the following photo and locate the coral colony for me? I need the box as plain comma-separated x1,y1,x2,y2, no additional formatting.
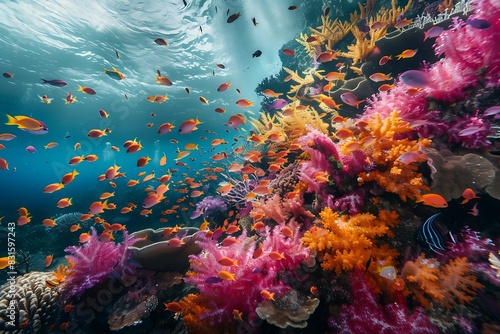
1,0,500,333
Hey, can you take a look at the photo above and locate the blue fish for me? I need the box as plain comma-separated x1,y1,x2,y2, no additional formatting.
104,67,125,80
416,213,456,254
41,78,67,87
267,98,288,111
205,276,222,284
400,70,431,88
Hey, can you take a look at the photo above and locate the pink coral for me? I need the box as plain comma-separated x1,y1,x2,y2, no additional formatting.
62,228,138,299
185,226,310,325
329,270,439,334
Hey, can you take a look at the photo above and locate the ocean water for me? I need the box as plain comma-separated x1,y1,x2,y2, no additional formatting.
1,0,499,333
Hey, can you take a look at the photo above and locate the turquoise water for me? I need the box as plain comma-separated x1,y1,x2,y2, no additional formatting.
1,0,499,333
0,0,335,225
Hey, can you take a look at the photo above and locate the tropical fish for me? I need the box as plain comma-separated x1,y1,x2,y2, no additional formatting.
252,50,262,58
396,49,417,60
416,213,455,254
179,117,203,134
41,79,67,87
340,92,364,108
466,18,491,29
415,193,448,208
26,145,36,153
39,95,53,104
260,290,275,301
77,85,96,95
235,99,254,108
227,12,240,23
228,114,246,129
282,48,295,56
252,17,258,26
316,51,337,63
461,188,479,204
3,72,13,78
400,70,431,88
5,114,45,131
378,55,392,65
423,26,444,41
156,71,173,86
217,82,231,92
155,38,168,45
104,67,125,80
369,72,392,82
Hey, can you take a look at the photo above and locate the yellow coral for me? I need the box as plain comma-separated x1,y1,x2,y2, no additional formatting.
356,111,431,201
302,207,399,276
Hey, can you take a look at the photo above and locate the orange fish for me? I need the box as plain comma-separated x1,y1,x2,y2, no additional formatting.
396,49,417,60
42,218,57,227
369,72,392,82
460,188,479,204
70,224,81,232
77,85,96,95
56,197,72,208
323,71,346,81
217,82,231,92
45,254,54,267
260,289,275,301
218,256,239,267
218,270,236,281
235,99,254,108
228,114,246,129
179,117,203,134
61,169,79,185
262,89,282,98
199,96,209,104
415,193,448,208
79,232,91,243
43,182,64,193
5,114,45,131
69,155,85,165
316,50,337,63
164,302,182,313
156,72,173,86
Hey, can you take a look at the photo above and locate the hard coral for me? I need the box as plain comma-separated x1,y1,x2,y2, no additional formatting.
302,207,399,276
185,226,310,326
62,228,138,300
330,270,439,334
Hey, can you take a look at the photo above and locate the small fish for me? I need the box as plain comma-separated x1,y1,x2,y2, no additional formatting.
38,95,53,104
228,114,246,129
205,276,223,284
369,72,392,82
77,85,96,95
423,26,444,41
323,6,330,16
41,79,67,87
179,117,203,134
400,70,430,88
415,193,448,208
104,67,125,80
252,50,262,58
252,17,258,26
416,213,454,254
288,5,298,10
3,72,13,78
260,289,275,300
115,50,120,59
460,188,479,204
26,145,36,153
155,38,168,45
218,270,236,281
5,114,46,131
217,82,231,92
396,49,417,60
378,55,392,66
282,48,295,56
340,92,364,108
235,99,253,108
468,203,479,216
316,51,337,63
227,12,240,23
397,151,428,164
394,18,412,29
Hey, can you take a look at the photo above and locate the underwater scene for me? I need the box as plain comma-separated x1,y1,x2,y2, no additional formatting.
0,0,499,333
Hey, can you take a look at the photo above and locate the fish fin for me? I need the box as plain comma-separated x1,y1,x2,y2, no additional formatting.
5,114,17,126
77,85,83,92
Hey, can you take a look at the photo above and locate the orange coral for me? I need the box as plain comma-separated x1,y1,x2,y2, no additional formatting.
177,294,217,334
356,111,432,201
302,207,399,276
52,263,70,283
401,254,484,309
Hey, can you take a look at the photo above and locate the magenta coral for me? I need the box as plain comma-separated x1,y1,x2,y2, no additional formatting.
62,228,138,299
185,226,310,325
329,270,439,334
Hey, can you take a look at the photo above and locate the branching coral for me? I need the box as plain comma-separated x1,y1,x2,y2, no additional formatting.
62,228,138,300
302,207,399,276
249,193,314,226
329,270,439,334
184,226,310,326
356,111,431,201
401,254,484,309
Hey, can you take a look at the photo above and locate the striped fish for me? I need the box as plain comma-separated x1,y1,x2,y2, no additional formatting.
416,213,456,254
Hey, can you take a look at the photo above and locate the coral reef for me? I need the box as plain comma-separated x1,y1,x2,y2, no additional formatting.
184,226,310,326
128,227,203,272
62,228,138,299
108,294,158,331
330,270,440,334
0,271,63,334
302,207,399,276
255,289,319,329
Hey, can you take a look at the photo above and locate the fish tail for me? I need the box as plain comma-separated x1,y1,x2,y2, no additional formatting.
63,98,69,104
5,114,17,126
41,78,48,84
77,85,83,92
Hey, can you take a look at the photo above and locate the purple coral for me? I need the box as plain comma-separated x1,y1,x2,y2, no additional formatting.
191,196,228,219
329,271,439,334
62,228,138,300
185,226,310,325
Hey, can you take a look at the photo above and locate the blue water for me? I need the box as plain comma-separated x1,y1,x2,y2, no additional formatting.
0,0,342,227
